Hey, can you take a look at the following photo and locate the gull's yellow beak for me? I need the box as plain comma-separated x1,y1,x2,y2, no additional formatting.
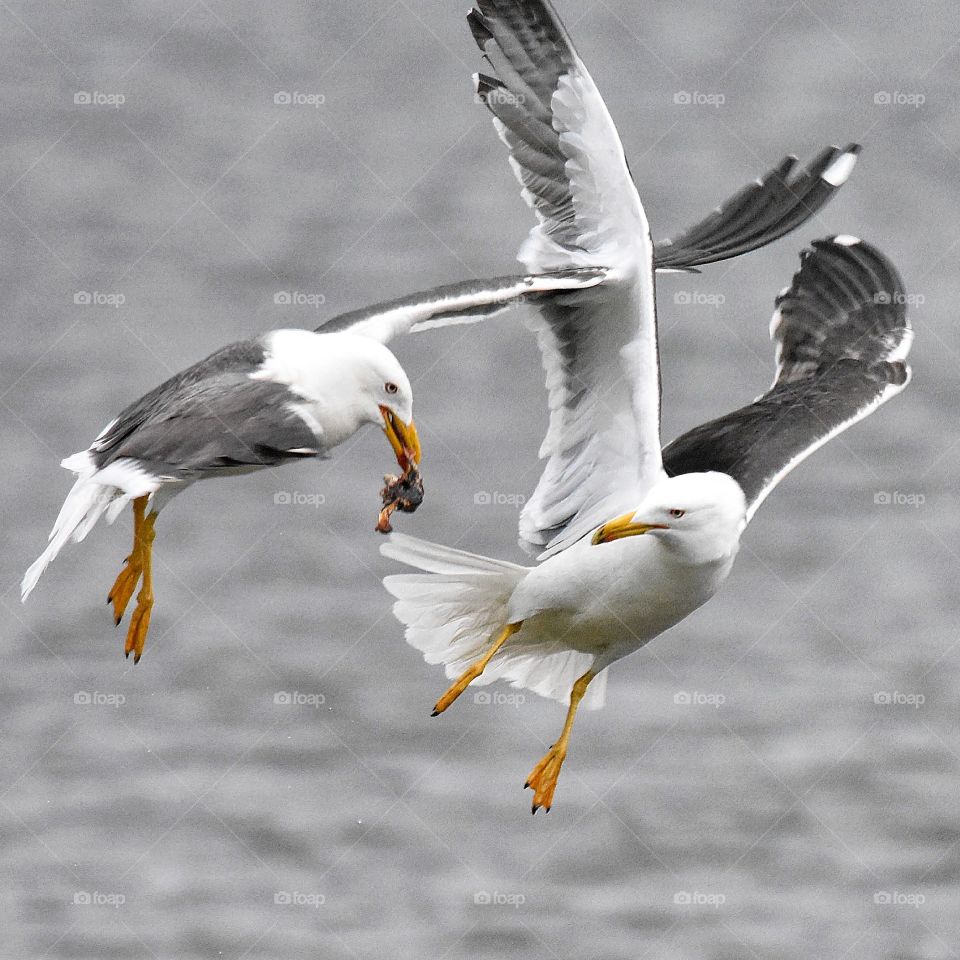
591,512,668,545
380,405,421,471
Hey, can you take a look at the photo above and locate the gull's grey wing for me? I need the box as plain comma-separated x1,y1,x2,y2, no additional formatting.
316,269,608,343
469,0,664,557
90,339,320,478
662,236,912,521
653,145,860,272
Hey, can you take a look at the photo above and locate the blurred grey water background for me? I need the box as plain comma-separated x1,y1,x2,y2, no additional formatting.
0,0,958,957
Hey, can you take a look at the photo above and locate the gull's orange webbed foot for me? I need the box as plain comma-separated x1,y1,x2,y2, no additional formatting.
523,668,596,814
525,743,566,814
108,557,142,624
124,585,153,664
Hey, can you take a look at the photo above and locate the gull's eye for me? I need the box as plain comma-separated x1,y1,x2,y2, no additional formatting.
384,382,399,395
668,509,686,519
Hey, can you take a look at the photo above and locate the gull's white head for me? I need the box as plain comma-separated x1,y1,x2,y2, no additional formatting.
259,329,420,469
591,472,747,563
342,336,420,470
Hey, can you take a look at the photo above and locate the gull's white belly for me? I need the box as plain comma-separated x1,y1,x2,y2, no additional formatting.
507,535,735,667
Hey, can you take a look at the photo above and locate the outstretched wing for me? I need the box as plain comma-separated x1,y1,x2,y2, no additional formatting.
469,0,663,557
653,144,860,272
662,236,912,522
315,268,607,342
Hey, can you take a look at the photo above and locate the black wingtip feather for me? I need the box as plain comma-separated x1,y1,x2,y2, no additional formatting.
654,144,861,270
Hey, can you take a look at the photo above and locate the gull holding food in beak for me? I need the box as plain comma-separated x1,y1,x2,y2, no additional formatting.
21,267,605,663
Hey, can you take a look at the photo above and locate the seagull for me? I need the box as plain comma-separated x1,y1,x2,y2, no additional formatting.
20,269,606,663
384,236,912,813
379,0,911,812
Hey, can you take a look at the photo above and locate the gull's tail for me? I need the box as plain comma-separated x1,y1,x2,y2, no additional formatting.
381,533,607,710
21,452,156,601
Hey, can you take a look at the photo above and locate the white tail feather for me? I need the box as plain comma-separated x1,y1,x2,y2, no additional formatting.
21,453,159,601
381,534,608,710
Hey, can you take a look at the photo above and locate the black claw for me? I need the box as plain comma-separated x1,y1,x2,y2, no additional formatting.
523,781,530,789
133,653,141,665
430,709,441,717
124,650,130,659
114,615,122,626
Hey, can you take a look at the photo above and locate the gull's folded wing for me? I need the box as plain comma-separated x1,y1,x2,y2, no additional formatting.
653,145,860,272
661,236,912,522
469,0,664,556
315,269,606,342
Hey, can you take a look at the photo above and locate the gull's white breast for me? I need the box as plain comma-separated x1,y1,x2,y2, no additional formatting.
507,534,736,668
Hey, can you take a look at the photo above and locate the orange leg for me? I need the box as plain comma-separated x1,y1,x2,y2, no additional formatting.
107,496,158,663
431,622,522,716
525,668,596,814
107,497,146,624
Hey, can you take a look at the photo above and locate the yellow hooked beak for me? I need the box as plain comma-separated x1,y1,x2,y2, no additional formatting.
380,405,421,471
591,512,668,545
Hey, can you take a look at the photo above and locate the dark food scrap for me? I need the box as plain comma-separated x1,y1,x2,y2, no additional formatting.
376,465,424,534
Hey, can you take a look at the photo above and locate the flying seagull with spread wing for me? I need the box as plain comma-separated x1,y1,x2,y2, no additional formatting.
380,0,909,812
21,269,606,662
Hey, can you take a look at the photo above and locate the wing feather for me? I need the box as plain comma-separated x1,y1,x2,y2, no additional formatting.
661,237,912,522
